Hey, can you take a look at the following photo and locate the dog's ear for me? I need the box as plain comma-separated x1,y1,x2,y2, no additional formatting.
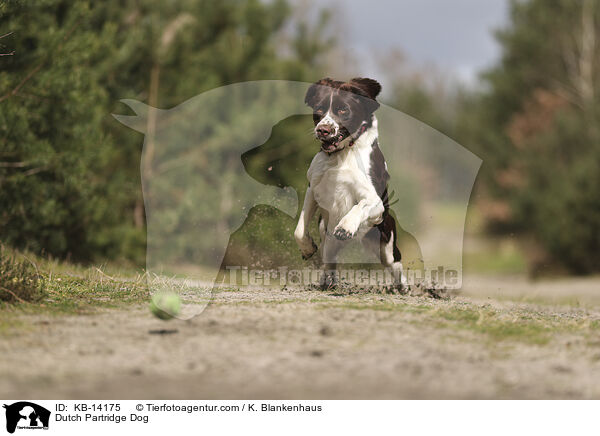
350,78,381,100
305,77,333,108
345,78,381,113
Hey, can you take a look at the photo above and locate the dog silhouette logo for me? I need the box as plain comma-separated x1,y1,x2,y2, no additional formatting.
113,80,481,318
3,402,50,433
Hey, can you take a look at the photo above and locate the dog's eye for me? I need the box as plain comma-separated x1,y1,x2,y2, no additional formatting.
337,107,348,115
315,108,324,115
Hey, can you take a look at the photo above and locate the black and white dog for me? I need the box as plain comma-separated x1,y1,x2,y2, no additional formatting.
294,77,405,289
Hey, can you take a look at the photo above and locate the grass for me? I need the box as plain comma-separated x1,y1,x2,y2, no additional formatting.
205,289,600,346
0,246,43,303
2,245,599,349
0,246,149,315
40,273,149,313
434,307,552,345
325,298,600,346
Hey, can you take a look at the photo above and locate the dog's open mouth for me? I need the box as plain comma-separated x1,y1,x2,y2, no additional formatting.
320,132,349,153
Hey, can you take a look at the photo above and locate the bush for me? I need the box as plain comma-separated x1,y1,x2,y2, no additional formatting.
0,246,43,304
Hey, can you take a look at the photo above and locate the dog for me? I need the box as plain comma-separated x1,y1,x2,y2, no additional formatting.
294,77,406,289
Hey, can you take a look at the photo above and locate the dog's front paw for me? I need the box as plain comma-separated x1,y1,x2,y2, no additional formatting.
333,227,354,240
299,238,318,259
333,215,360,241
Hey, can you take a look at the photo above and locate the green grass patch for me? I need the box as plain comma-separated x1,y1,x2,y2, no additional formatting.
327,300,599,345
434,307,551,345
334,301,431,314
40,273,149,314
0,245,150,315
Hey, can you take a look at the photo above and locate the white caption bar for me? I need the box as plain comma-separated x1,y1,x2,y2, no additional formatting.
1,400,598,435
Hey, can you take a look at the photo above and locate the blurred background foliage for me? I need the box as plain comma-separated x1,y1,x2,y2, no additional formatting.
1,0,599,276
0,0,330,265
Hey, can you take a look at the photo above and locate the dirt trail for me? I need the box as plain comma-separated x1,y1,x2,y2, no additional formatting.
2,280,600,399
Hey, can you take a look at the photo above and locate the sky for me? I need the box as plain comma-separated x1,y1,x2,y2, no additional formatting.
295,0,509,90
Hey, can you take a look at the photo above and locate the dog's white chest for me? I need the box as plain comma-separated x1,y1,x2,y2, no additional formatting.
312,169,355,220
308,146,373,222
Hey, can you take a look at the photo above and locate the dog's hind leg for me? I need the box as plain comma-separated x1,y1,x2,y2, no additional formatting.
378,213,405,291
320,232,342,290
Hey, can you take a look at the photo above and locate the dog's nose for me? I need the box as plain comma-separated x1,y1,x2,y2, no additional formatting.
316,125,333,138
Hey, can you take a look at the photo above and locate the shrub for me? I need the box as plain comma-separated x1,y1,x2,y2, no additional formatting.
0,246,43,304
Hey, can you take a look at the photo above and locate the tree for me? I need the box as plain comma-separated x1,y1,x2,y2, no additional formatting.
470,0,600,274
0,0,332,263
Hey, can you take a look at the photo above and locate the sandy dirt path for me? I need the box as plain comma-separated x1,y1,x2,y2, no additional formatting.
2,280,600,399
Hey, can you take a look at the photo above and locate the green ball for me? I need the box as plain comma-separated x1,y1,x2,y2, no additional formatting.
150,292,181,320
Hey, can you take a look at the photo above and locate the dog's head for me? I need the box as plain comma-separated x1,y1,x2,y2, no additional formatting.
305,77,381,154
